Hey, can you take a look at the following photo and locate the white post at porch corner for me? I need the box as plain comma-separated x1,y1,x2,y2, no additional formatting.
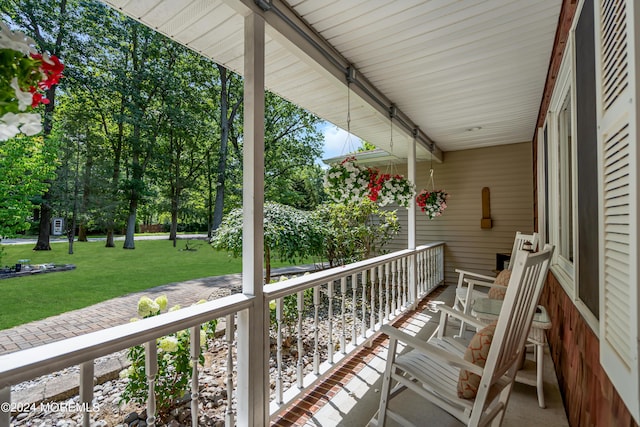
237,12,269,426
408,136,418,307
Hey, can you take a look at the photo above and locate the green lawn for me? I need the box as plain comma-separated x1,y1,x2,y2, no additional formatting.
0,238,306,330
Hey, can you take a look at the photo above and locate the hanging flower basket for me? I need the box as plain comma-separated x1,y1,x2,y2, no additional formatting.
416,189,449,219
325,157,415,207
0,22,64,141
324,156,373,204
375,173,415,208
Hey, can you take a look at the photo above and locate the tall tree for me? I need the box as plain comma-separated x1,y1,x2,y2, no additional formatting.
263,92,324,207
211,65,242,230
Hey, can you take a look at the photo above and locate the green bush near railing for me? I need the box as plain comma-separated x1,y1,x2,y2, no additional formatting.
118,295,217,418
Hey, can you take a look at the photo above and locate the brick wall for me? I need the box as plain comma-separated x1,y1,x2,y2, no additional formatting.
540,274,639,427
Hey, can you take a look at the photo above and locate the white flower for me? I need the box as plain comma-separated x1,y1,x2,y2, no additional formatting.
0,123,20,141
0,112,42,140
17,113,42,136
0,22,37,55
158,336,179,353
10,78,33,111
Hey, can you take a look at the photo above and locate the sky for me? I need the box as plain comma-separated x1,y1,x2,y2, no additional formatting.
318,121,362,167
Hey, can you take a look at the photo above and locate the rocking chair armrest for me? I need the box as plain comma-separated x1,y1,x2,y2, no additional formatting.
437,305,486,331
380,325,484,377
454,268,496,283
464,279,511,294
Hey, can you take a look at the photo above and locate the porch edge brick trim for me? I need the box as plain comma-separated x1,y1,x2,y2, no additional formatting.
270,286,445,426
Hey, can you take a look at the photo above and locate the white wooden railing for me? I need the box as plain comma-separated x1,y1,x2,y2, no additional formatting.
0,242,444,427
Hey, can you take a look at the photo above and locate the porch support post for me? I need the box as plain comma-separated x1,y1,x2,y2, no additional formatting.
408,136,418,307
237,12,268,426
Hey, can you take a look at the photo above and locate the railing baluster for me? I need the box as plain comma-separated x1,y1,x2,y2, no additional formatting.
225,314,235,426
370,267,376,331
402,257,408,307
384,263,390,321
296,290,304,388
361,270,368,339
413,252,422,298
429,249,434,289
0,386,9,427
340,276,347,354
313,285,320,375
275,298,284,404
190,326,200,427
419,250,425,294
425,250,430,293
391,260,397,316
378,265,384,326
327,281,334,364
145,340,158,427
351,273,358,345
79,361,94,427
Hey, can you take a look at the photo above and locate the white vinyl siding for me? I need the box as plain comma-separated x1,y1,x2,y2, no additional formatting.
594,0,639,422
386,142,534,286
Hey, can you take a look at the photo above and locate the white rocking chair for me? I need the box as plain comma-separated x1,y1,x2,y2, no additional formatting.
374,246,554,427
453,231,539,335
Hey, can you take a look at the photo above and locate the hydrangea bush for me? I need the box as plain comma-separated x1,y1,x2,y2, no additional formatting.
416,189,449,219
119,295,217,416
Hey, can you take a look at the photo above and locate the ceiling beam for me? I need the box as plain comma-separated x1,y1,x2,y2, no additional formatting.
224,0,443,162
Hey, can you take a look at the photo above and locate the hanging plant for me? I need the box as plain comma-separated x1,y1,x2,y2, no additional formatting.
0,22,64,141
324,156,373,204
374,173,415,208
416,189,449,219
325,157,415,207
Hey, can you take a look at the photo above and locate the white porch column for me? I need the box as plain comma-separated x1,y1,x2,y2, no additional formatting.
237,12,268,426
408,137,418,307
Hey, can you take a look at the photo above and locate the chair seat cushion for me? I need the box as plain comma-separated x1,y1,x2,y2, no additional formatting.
487,269,511,300
457,321,497,398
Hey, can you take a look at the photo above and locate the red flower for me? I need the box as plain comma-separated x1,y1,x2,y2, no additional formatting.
30,53,64,89
31,92,49,108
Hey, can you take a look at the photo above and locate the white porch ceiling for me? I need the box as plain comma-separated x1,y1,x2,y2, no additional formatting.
101,0,561,162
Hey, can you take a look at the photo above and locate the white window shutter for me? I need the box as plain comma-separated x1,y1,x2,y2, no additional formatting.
594,0,639,423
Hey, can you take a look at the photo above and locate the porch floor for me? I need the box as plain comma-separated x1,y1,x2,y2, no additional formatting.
272,285,570,426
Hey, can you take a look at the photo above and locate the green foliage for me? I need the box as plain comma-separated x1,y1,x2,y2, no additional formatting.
2,2,329,243
211,202,326,282
315,199,400,266
0,135,58,238
358,140,377,152
119,296,217,416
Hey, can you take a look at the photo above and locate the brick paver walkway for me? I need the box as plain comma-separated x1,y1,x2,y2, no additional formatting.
0,265,313,355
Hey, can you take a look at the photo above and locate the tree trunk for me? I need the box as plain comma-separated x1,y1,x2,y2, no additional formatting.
170,198,178,248
105,229,115,248
206,151,214,238
212,68,230,230
33,197,52,251
33,86,58,251
78,224,87,242
123,206,137,249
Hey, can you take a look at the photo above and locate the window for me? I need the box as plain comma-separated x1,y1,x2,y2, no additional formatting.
544,47,575,284
557,93,574,266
